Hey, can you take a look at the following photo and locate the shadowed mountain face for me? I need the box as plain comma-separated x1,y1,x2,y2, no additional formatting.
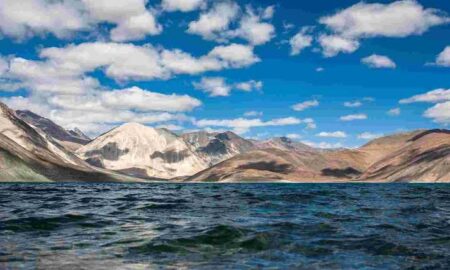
0,102,139,182
16,110,91,151
182,131,256,165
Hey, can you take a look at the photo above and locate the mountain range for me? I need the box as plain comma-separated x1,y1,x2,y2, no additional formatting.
0,101,448,182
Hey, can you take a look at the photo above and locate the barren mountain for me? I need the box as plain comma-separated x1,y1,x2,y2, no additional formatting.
358,130,450,182
76,123,209,179
255,137,316,153
16,110,91,151
182,131,255,165
0,102,138,182
187,130,450,183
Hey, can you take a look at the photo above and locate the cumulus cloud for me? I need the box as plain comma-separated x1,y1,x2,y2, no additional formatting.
82,0,161,42
318,1,449,56
316,131,347,138
400,88,450,124
208,44,260,68
0,0,88,40
340,114,367,121
193,77,263,97
424,102,450,124
1,42,260,95
433,46,450,67
289,27,313,55
231,6,276,45
292,100,319,111
194,117,309,134
161,0,206,12
400,88,450,104
187,1,239,41
388,108,401,116
320,1,449,39
362,54,396,68
0,0,163,41
357,132,383,140
318,35,359,57
193,77,231,97
187,2,275,45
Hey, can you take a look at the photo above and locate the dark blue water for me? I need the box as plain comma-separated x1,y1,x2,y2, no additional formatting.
1,183,450,269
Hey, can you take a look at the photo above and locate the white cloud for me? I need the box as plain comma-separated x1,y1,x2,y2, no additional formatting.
100,86,201,112
235,80,263,92
316,131,347,138
0,0,163,41
208,43,260,68
193,77,262,97
318,1,449,57
424,101,450,124
303,118,317,129
433,46,450,67
231,6,276,45
357,132,383,140
286,133,301,140
316,67,324,72
340,114,367,121
161,0,206,12
400,88,450,124
186,2,275,46
362,54,396,68
320,1,449,39
301,140,343,149
289,27,313,55
194,117,308,134
193,77,231,97
344,101,362,108
244,111,263,117
388,108,401,116
2,42,260,95
318,35,359,57
0,0,88,40
187,1,239,41
400,88,450,104
292,100,319,111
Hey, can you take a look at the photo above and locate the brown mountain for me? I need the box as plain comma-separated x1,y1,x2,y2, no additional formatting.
187,130,450,183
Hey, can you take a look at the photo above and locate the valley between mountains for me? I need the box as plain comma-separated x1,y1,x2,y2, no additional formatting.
0,101,449,183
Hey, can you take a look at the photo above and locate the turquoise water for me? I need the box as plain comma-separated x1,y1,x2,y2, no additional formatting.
1,183,450,269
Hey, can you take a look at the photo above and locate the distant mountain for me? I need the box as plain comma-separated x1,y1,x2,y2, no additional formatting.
182,131,255,165
188,130,450,183
76,123,209,179
0,102,138,182
255,137,316,153
16,110,91,151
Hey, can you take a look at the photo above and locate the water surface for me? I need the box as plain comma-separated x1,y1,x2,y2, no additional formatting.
1,183,450,269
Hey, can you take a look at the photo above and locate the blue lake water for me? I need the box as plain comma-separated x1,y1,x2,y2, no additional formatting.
0,183,450,269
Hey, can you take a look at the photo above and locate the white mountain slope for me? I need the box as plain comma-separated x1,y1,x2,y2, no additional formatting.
76,123,209,179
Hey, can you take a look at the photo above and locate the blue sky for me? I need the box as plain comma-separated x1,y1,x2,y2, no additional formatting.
0,0,449,148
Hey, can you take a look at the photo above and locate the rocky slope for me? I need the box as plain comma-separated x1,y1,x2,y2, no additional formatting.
76,123,209,179
182,131,255,165
188,130,450,182
16,110,91,151
255,137,316,153
0,102,139,182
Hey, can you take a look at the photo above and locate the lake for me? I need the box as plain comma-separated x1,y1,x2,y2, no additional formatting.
1,183,450,269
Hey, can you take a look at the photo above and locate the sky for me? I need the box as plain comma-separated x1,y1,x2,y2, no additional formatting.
0,0,449,148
